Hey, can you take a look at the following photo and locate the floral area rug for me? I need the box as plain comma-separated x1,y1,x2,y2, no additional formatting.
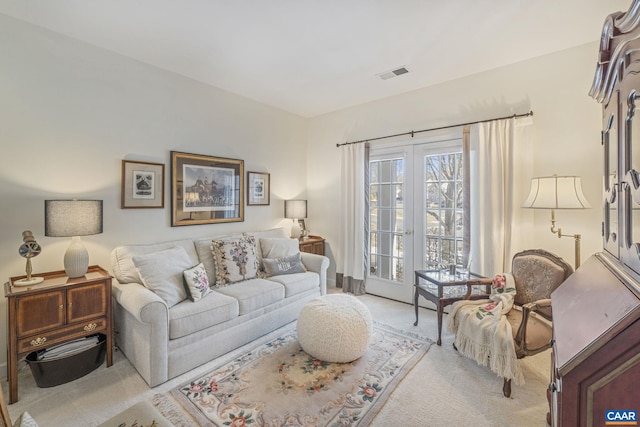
158,322,431,427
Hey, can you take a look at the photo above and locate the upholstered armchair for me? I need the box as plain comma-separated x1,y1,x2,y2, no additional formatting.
449,249,573,397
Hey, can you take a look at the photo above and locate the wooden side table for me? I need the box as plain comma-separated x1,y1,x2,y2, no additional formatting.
4,265,113,403
299,235,325,256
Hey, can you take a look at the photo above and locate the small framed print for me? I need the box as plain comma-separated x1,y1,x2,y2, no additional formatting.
298,219,306,231
247,171,270,206
121,160,165,209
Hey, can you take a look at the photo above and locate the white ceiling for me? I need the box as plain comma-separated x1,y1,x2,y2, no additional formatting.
0,0,631,117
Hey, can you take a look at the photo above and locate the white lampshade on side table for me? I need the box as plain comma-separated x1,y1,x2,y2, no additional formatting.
284,199,307,239
45,200,103,278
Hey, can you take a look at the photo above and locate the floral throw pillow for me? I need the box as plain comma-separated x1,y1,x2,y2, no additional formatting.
211,236,259,287
183,263,212,302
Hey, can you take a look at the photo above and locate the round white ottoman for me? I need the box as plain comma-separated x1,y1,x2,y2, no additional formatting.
297,294,373,363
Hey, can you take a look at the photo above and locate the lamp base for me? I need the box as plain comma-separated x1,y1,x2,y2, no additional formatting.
290,219,302,239
13,276,44,287
64,237,89,278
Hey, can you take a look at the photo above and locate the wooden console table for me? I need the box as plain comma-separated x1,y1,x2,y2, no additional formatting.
299,235,325,256
4,265,112,403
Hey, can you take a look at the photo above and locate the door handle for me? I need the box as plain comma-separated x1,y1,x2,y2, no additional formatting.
405,230,413,235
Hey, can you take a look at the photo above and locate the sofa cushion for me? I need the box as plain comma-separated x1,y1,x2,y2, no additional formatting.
183,263,211,302
169,291,239,339
111,238,198,285
263,253,307,277
211,235,260,286
215,279,285,315
132,246,193,307
247,227,289,258
260,237,299,259
268,272,319,298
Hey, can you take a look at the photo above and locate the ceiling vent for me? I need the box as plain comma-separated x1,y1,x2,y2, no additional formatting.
377,67,409,80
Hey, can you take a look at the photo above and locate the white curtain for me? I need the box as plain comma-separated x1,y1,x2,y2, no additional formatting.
469,117,533,276
337,142,367,295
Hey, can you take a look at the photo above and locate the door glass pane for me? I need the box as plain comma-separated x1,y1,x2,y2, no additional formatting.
424,150,464,267
369,157,404,282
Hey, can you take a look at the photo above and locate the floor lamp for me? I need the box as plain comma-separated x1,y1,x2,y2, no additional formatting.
522,175,590,268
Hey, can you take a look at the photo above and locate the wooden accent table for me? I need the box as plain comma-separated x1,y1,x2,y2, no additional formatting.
413,269,491,345
299,235,325,256
4,265,112,403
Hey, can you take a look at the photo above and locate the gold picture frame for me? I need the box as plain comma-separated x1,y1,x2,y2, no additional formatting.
247,171,270,206
170,151,244,226
121,160,165,209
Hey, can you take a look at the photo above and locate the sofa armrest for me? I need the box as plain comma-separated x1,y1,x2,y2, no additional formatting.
300,252,330,295
112,280,169,325
111,279,170,386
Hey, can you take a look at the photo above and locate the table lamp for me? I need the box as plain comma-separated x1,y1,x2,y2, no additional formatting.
522,175,590,268
285,199,307,238
45,199,103,278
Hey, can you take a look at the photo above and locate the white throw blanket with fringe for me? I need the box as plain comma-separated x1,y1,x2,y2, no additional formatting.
446,273,524,385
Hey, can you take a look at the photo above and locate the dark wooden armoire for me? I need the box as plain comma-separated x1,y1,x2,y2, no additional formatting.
548,2,640,426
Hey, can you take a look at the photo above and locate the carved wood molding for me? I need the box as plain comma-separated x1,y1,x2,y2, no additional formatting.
590,0,640,105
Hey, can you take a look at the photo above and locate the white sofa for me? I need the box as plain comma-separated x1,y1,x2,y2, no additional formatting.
110,228,329,387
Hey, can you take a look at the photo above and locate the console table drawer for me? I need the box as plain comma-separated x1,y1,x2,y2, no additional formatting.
17,318,107,354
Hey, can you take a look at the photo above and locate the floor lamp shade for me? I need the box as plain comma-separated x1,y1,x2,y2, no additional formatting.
522,175,591,209
285,200,307,238
45,200,103,278
522,175,590,268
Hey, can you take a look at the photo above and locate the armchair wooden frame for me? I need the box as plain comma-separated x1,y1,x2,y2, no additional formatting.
502,249,574,397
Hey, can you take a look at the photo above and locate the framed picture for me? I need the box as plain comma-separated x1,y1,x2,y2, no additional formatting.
170,151,244,226
121,160,165,209
298,219,306,231
247,171,270,206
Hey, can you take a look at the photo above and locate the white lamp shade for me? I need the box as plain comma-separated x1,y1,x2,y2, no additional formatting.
522,175,591,209
284,200,307,219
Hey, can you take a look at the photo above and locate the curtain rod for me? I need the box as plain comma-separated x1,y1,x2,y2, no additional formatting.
336,110,534,147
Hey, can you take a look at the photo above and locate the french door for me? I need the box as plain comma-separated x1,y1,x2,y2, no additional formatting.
366,137,464,304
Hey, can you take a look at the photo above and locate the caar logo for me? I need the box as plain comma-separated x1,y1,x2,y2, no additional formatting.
605,410,638,426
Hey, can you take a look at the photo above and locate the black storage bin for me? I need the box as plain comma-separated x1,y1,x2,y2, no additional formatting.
26,334,106,388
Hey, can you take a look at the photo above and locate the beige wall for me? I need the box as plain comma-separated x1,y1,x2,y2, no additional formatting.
307,42,603,282
0,15,307,373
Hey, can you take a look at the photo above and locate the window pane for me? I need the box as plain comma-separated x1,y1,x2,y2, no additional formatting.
380,161,392,183
440,182,454,208
393,159,404,182
370,162,380,183
423,149,464,269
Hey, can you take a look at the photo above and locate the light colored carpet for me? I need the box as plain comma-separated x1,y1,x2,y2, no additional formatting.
2,290,551,426
155,322,430,426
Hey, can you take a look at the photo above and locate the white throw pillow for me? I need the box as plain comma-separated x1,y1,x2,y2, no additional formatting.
183,263,212,302
260,237,299,259
211,235,259,287
132,246,192,307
